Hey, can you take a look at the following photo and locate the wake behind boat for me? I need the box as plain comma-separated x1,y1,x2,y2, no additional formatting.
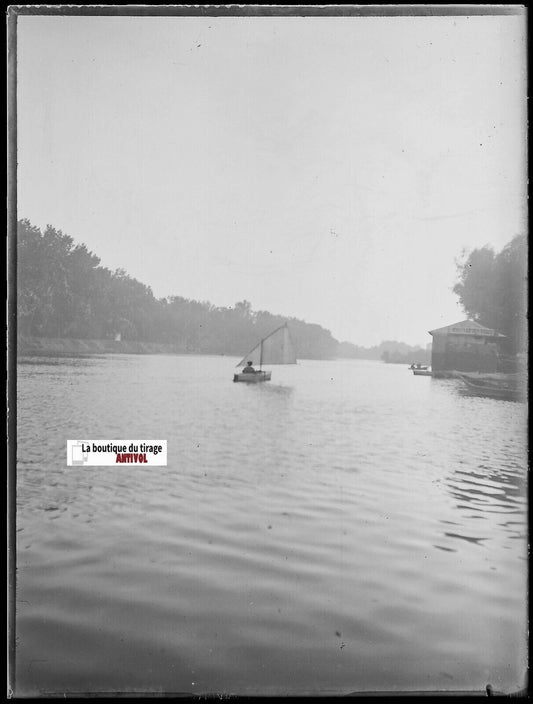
233,323,297,383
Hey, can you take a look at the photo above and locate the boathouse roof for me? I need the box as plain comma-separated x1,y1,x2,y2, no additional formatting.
428,320,505,337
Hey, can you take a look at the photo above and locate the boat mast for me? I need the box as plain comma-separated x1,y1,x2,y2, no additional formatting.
259,339,263,371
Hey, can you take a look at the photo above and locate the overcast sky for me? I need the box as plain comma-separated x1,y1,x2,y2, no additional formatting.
16,12,526,347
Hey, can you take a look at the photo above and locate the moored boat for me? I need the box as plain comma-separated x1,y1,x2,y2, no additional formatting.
458,372,526,402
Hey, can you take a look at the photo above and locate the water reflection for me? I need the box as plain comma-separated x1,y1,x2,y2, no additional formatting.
457,387,526,403
437,450,527,554
255,383,294,397
433,544,457,553
446,467,526,514
18,355,103,366
443,532,488,546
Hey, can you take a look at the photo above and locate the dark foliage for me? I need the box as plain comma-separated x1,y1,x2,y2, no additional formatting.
16,220,338,359
453,234,527,354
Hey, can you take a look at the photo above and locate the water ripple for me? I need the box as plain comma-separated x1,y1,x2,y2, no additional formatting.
15,356,527,695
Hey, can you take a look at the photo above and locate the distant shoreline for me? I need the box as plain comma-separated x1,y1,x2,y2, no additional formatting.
17,336,191,357
16,337,425,364
16,336,342,360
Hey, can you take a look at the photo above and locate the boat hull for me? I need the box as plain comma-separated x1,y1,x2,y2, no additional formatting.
413,370,432,376
233,371,272,383
458,373,526,402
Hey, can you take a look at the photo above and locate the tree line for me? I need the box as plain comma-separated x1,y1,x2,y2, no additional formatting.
16,219,338,359
337,340,430,365
453,234,527,355
17,220,525,360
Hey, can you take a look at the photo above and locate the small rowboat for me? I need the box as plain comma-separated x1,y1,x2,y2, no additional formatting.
233,370,272,383
413,369,432,376
458,373,526,402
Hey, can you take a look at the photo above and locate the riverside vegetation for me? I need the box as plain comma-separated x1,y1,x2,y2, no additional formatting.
15,220,525,362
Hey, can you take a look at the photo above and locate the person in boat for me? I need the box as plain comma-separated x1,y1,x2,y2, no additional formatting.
242,361,256,374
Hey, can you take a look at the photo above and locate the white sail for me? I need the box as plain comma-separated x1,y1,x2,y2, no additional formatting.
237,324,297,367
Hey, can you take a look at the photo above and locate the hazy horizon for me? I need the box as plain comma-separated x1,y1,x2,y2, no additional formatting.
16,13,526,347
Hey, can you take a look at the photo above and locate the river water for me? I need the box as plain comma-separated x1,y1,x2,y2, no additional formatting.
15,354,528,695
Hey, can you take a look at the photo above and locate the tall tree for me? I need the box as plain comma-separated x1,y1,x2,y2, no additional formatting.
453,234,527,353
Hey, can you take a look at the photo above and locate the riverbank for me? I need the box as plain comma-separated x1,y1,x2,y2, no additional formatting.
16,336,187,356
16,336,340,360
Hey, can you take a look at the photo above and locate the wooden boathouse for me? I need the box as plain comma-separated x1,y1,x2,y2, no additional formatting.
428,320,505,374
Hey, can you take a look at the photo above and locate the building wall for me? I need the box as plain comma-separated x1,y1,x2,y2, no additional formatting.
431,334,499,372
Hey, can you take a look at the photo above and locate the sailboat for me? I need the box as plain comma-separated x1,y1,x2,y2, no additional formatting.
233,323,297,382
